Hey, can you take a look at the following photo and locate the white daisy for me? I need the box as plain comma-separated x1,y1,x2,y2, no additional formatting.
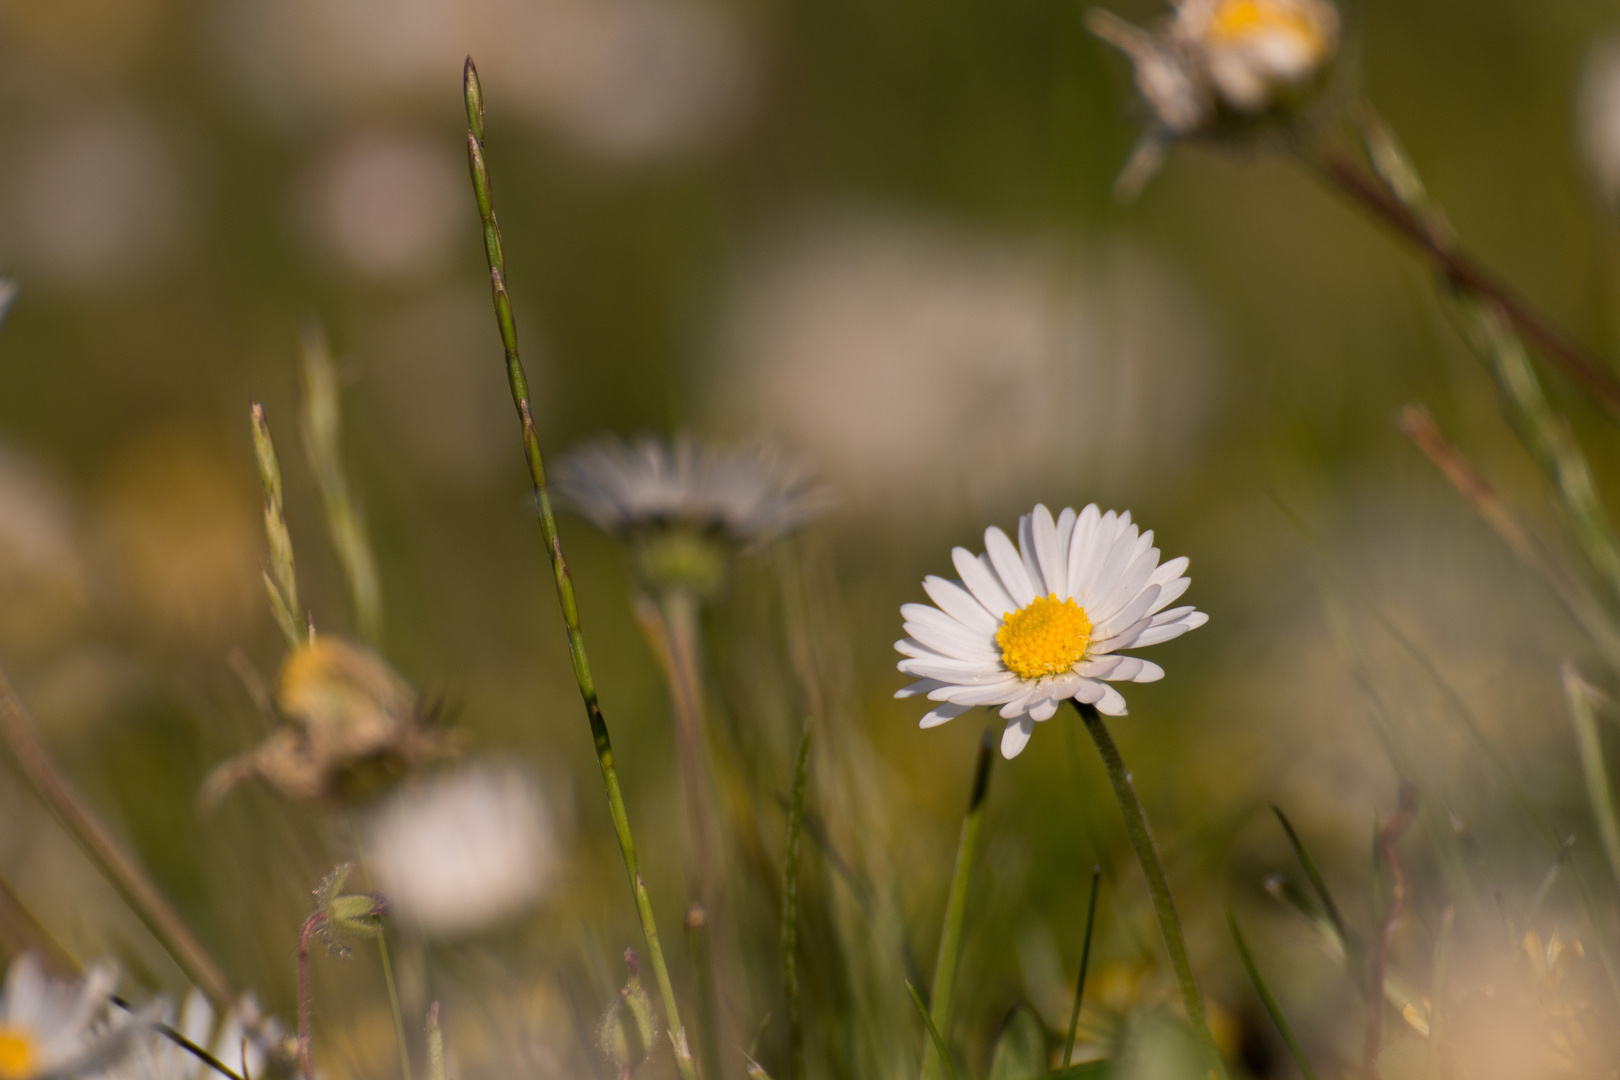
895,503,1207,759
553,434,824,548
1176,0,1339,115
0,955,137,1080
96,990,283,1080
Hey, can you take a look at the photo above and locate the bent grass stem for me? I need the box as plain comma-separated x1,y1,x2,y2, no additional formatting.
921,732,994,1080
462,58,696,1080
1073,702,1227,1080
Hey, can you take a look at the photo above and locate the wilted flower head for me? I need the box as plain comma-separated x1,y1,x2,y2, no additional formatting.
362,761,561,936
554,434,825,594
202,636,458,808
896,504,1206,758
1088,0,1340,192
0,955,138,1080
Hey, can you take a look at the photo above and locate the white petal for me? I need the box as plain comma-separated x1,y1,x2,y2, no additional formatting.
1028,696,1061,722
1072,678,1106,704
954,547,1016,618
1072,511,1125,602
896,678,950,699
1095,683,1129,715
940,679,1026,706
1054,507,1078,596
899,659,1011,682
1091,537,1159,622
1066,504,1102,589
1128,659,1165,683
985,526,1037,607
924,575,999,632
1018,509,1044,594
903,604,1000,660
1089,617,1152,654
1031,504,1067,600
999,683,1047,718
1131,609,1208,647
1078,655,1123,679
1095,584,1161,639
1001,717,1035,758
1149,575,1191,614
920,702,971,729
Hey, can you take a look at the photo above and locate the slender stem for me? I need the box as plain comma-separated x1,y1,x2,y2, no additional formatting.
1073,702,1226,1080
1365,784,1419,1080
377,930,413,1080
1061,866,1101,1071
655,589,720,907
1311,150,1620,423
921,732,994,1080
782,718,813,1080
297,912,323,1080
684,904,720,1080
1565,664,1620,893
0,667,234,1007
1227,912,1317,1080
461,57,696,1080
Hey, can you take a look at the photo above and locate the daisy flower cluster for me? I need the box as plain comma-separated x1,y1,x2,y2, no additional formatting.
896,503,1207,758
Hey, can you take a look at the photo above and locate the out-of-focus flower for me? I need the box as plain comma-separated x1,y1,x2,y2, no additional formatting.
215,0,751,161
1579,40,1620,208
0,955,138,1080
895,503,1206,758
303,132,465,281
1,110,186,288
1087,0,1339,193
99,990,286,1080
202,636,459,808
555,434,824,594
361,761,560,936
714,218,1221,515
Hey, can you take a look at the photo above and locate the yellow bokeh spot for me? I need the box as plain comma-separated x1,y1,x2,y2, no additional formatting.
0,1025,38,1080
1207,0,1321,48
996,594,1092,680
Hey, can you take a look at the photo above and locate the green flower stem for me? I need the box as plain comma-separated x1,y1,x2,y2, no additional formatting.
1061,866,1101,1072
1073,702,1227,1080
782,718,813,1080
0,667,234,1008
461,58,697,1080
921,731,994,1080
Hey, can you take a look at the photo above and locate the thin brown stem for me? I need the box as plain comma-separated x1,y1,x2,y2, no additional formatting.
0,667,233,1006
1363,783,1419,1080
297,911,325,1080
1316,151,1620,422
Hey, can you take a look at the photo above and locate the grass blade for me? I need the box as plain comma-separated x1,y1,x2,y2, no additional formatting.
1061,866,1101,1071
906,980,960,1080
1228,911,1317,1080
1270,805,1358,967
922,731,994,1080
783,717,813,1080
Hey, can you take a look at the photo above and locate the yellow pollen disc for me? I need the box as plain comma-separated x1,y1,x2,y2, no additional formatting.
0,1026,38,1080
996,594,1092,680
1207,0,1320,48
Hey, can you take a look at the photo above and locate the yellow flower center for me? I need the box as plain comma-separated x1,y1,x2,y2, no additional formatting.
1206,0,1321,48
996,594,1092,680
0,1025,38,1080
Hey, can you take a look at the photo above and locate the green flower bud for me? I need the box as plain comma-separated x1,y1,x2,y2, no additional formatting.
596,950,659,1078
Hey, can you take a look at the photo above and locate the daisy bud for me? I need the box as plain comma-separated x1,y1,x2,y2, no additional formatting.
596,950,660,1078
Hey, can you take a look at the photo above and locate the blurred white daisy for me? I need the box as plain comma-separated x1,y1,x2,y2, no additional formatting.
895,503,1207,759
363,761,561,937
99,990,284,1080
555,434,823,544
0,955,136,1080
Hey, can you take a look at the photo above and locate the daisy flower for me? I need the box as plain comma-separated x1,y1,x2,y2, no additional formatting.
895,503,1206,759
97,990,284,1080
554,433,826,594
0,955,138,1080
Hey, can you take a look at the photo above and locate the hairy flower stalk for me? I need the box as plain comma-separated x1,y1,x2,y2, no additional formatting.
461,58,698,1080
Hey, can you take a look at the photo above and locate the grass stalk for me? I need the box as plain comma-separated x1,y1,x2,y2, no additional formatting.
461,57,697,1080
920,731,994,1080
377,929,413,1080
1060,866,1101,1072
1073,702,1227,1080
1228,911,1317,1080
300,329,384,645
0,667,234,1007
1564,665,1620,892
782,718,813,1080
251,403,304,648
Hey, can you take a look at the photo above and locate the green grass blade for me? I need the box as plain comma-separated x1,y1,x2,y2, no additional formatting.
1228,910,1317,1080
906,979,961,1080
783,717,813,1080
1062,866,1101,1071
1270,805,1357,964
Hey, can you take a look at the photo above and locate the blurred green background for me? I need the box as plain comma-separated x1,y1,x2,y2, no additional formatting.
4,0,1620,1077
